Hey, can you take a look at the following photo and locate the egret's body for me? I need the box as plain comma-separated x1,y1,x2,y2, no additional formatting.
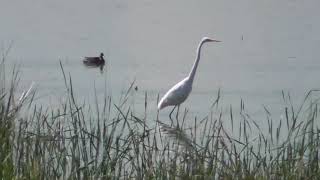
158,37,220,110
158,77,191,109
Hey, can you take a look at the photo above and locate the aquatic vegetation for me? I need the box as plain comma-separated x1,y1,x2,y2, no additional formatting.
1,60,320,179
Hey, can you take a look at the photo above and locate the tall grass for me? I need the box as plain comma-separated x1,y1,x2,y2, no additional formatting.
1,59,320,179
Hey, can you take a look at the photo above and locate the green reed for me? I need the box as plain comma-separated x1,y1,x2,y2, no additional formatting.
1,60,320,179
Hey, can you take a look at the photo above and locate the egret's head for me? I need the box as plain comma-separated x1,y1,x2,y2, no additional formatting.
201,37,221,43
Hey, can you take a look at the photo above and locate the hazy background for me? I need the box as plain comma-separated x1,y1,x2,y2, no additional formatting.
1,0,320,122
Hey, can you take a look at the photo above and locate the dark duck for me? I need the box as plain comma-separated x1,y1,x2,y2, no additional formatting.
83,53,105,66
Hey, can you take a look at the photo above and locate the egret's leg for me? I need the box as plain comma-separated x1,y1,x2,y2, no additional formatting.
176,105,180,127
169,106,176,125
176,105,180,119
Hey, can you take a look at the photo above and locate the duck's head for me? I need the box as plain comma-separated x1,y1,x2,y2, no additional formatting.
100,53,105,61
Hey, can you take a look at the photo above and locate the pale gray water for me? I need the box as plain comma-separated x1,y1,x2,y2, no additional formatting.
1,0,320,124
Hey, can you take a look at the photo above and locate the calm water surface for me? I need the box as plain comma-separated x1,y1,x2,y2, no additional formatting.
1,0,320,126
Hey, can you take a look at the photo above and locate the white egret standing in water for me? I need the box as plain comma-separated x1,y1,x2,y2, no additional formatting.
157,37,221,118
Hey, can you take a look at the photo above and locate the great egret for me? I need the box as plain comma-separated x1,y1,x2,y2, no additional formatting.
83,53,105,66
157,37,220,116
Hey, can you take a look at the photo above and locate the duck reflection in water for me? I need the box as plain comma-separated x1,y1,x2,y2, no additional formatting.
83,52,106,73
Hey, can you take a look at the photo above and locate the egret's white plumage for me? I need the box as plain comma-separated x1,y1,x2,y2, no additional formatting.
158,37,220,110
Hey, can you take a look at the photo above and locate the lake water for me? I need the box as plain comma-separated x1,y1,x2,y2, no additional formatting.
1,0,320,126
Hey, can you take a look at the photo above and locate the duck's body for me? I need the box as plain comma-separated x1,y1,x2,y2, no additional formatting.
83,53,105,66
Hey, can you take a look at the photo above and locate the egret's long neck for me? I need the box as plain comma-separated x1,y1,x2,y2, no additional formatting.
188,40,205,83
